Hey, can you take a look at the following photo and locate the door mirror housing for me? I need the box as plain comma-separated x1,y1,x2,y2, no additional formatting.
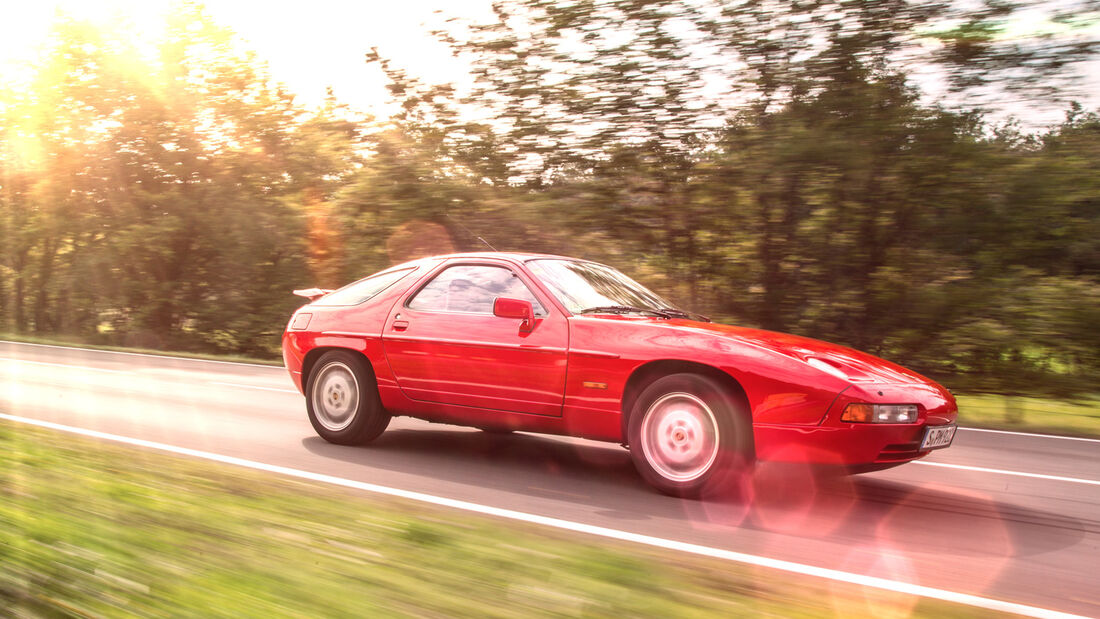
493,297,535,333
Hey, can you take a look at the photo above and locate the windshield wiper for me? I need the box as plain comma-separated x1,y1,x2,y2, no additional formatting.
657,308,711,322
579,305,675,318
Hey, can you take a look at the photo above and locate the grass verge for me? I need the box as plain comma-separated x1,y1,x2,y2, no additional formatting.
955,393,1100,439
0,333,281,366
0,420,985,618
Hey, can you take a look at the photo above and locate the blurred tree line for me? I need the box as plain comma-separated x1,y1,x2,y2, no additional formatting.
1,1,1097,396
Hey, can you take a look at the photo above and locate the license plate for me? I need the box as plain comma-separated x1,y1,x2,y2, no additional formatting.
921,424,957,450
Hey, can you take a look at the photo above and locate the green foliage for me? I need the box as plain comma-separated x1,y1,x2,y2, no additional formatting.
954,392,1100,436
418,0,1099,395
1,1,1098,394
0,6,358,357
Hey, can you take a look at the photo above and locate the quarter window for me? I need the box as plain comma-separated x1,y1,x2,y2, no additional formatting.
408,265,546,315
313,268,415,306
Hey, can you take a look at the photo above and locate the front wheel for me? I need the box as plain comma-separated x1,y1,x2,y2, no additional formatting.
306,350,390,445
628,373,752,498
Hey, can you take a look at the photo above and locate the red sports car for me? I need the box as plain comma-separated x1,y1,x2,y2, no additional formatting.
282,252,957,497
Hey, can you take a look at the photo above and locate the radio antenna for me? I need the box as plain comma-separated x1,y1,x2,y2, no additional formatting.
444,213,499,252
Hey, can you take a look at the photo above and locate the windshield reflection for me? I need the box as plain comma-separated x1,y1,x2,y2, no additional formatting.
527,259,675,314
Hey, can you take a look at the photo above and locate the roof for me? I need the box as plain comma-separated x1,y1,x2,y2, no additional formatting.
379,252,597,277
429,251,577,262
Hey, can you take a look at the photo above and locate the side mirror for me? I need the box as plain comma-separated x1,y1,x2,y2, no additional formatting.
493,297,535,333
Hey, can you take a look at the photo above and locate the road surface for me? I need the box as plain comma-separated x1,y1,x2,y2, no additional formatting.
2,340,1098,616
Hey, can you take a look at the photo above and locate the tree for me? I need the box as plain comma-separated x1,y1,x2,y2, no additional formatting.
0,6,361,355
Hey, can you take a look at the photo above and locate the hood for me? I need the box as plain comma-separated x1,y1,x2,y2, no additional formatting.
667,319,933,386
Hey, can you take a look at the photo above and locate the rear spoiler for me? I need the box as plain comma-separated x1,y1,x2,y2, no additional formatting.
292,288,334,302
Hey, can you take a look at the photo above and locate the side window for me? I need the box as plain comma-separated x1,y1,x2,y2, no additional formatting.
408,265,546,315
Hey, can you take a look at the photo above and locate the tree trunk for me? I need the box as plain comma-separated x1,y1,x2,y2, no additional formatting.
0,266,6,332
854,168,888,351
758,173,803,332
13,275,25,334
33,238,57,333
758,194,783,331
12,247,29,334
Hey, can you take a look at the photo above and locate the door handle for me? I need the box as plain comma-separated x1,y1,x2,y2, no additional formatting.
392,320,409,331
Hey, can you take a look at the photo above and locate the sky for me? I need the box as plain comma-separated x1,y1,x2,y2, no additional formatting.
0,0,1097,128
0,0,495,116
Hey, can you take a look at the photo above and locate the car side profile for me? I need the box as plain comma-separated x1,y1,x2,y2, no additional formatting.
282,252,958,497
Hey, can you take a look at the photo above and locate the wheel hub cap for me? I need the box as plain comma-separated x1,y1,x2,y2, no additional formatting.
312,362,360,432
640,392,719,483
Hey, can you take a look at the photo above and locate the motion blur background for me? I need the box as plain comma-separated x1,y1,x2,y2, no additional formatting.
1,0,1098,399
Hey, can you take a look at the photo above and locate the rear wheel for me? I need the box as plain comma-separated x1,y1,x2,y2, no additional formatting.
628,373,752,498
306,350,390,445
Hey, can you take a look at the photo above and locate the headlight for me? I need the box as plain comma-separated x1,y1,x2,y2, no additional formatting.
841,403,918,424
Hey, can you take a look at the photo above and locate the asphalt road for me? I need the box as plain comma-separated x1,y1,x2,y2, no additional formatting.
2,340,1098,616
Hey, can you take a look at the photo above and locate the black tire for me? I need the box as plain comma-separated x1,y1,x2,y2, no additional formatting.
627,373,752,498
305,350,390,445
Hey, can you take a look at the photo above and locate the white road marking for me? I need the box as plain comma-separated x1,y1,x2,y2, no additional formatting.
0,412,1085,619
0,340,282,369
959,426,1100,444
912,461,1100,487
0,358,127,374
210,381,300,394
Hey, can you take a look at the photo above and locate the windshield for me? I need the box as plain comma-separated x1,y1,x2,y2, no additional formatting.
526,259,676,314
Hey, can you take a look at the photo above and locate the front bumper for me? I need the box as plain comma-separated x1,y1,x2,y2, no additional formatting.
755,381,958,466
754,421,953,466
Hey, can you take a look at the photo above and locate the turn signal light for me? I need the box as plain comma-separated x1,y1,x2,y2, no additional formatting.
841,403,918,424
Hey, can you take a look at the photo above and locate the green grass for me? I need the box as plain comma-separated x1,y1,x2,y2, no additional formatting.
0,332,281,366
0,421,988,618
955,393,1100,438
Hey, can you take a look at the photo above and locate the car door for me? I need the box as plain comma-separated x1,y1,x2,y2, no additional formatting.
381,260,568,416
